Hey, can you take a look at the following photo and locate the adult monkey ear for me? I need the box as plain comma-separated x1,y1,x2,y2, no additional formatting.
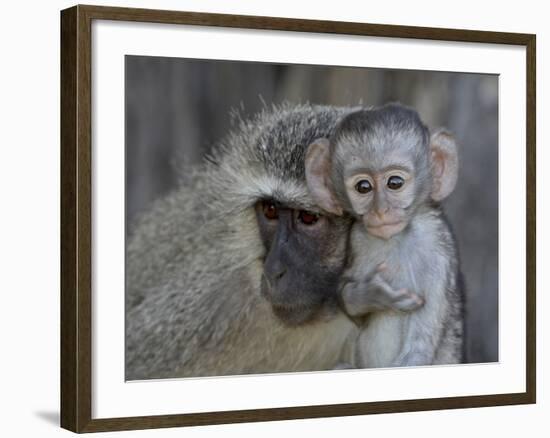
305,138,344,216
430,129,459,202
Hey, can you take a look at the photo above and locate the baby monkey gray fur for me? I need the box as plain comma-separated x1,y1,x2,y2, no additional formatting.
305,103,464,367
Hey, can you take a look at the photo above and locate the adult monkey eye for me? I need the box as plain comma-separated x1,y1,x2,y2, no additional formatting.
262,201,279,220
355,179,373,194
298,210,319,225
387,175,405,190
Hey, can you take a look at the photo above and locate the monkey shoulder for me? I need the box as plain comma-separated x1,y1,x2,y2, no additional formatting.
126,175,242,313
403,207,459,294
409,207,457,252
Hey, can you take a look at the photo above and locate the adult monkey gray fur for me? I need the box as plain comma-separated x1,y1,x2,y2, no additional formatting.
305,103,465,367
126,104,360,380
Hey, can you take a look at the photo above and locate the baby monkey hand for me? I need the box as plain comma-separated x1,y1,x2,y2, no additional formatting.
341,263,425,317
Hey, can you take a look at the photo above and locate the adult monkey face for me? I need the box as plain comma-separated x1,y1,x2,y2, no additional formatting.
255,199,351,326
208,104,357,327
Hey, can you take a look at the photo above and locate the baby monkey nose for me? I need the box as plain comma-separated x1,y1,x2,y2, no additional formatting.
375,208,390,220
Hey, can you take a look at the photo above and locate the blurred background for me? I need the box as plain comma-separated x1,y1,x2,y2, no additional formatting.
126,55,498,364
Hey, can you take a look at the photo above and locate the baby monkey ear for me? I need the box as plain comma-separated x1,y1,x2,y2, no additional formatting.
430,129,459,202
305,138,344,216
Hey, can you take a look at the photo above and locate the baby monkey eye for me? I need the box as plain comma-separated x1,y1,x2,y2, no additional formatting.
262,201,279,220
355,179,373,194
387,175,405,190
298,210,320,225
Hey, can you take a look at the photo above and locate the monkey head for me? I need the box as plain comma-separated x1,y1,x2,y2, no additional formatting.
305,103,458,240
211,104,355,327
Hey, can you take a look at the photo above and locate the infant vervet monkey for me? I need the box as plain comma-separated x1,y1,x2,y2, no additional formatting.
305,103,463,367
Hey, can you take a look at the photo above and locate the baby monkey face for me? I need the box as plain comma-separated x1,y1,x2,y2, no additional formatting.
304,105,458,242
344,162,417,240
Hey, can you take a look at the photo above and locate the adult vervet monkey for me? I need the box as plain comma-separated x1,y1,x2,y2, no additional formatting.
125,104,359,380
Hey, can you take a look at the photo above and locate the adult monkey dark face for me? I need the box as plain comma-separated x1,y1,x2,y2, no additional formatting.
237,106,354,326
256,199,350,325
126,104,357,379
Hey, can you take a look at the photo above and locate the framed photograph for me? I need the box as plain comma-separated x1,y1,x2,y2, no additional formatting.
60,4,536,433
